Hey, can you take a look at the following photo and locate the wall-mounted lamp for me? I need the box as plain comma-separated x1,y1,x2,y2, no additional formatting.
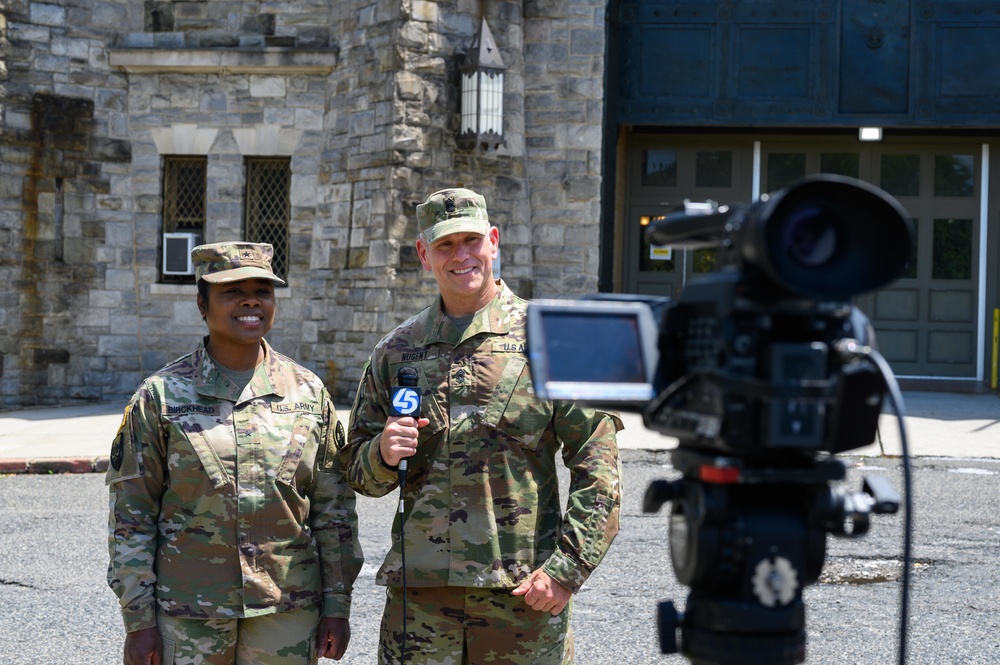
458,18,506,151
858,127,883,142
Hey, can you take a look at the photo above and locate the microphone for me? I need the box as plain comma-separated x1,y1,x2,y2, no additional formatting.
390,367,421,507
390,367,420,658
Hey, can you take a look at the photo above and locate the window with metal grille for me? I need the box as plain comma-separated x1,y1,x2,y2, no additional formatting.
161,156,206,280
244,158,291,282
163,156,207,233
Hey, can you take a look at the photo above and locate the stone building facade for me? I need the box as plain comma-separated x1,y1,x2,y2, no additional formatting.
0,0,608,407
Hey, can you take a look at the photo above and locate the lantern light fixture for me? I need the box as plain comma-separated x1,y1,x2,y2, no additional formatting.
458,18,507,151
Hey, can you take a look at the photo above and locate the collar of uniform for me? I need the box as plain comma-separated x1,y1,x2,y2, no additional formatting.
192,337,287,401
421,279,512,346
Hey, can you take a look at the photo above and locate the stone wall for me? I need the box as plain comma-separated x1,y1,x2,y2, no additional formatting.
319,0,534,395
0,0,609,407
523,0,607,297
0,0,141,407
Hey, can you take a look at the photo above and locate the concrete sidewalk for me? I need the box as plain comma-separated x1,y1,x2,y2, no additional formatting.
0,391,996,474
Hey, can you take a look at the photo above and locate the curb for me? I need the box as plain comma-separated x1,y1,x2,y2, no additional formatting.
0,457,110,475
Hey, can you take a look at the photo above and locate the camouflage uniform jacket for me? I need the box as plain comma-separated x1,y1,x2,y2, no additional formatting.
107,338,363,633
345,280,622,594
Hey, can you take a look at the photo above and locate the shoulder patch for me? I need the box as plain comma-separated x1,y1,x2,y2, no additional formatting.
117,403,130,432
106,401,143,485
319,421,346,474
109,404,130,470
110,432,124,471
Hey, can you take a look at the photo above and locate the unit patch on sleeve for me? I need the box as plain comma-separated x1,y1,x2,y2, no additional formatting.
110,404,130,471
110,432,124,471
106,401,143,484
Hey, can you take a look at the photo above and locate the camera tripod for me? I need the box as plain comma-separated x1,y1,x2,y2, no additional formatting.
644,447,900,665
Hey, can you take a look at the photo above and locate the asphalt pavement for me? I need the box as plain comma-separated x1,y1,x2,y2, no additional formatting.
0,390,997,473
1,392,998,664
3,445,999,663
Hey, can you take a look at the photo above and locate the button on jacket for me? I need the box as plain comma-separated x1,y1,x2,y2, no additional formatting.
345,280,622,593
107,339,362,633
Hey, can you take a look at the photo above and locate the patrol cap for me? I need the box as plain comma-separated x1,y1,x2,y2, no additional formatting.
191,241,286,285
416,188,490,244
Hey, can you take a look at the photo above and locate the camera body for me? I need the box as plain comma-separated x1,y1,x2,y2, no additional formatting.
646,269,886,457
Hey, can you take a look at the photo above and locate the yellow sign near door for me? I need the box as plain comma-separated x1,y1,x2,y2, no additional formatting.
650,245,672,261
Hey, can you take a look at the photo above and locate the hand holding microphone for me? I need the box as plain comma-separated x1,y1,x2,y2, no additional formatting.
382,367,430,469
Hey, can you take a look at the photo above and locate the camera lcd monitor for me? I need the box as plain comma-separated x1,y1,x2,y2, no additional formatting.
526,300,660,402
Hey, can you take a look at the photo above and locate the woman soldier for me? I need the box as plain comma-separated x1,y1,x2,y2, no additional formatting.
107,241,362,665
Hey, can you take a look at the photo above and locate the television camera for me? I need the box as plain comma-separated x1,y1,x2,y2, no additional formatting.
526,175,914,664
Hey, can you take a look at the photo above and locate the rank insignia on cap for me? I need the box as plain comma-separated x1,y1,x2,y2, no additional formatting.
190,241,286,285
415,188,490,244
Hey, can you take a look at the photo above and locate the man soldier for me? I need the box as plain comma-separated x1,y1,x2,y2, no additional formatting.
343,188,623,664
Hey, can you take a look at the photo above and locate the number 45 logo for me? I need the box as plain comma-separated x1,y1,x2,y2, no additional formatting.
390,386,421,416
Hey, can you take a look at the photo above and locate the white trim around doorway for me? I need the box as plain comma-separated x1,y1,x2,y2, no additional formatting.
752,140,761,201
976,143,989,383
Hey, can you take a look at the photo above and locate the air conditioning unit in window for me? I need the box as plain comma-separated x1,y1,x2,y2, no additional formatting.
162,232,200,276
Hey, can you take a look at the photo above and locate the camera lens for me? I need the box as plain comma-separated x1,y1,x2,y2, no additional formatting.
747,176,912,299
782,203,843,268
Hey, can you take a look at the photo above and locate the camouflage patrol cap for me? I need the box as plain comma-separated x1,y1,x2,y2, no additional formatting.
416,188,490,244
191,241,286,285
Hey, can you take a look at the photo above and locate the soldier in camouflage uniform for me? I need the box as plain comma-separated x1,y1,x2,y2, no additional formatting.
107,242,363,665
343,188,623,664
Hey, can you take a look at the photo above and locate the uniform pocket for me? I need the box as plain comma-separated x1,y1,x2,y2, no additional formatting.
484,355,553,451
163,427,230,503
386,358,448,436
581,491,619,564
275,416,317,488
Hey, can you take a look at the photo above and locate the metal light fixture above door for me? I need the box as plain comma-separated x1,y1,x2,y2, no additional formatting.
458,18,506,151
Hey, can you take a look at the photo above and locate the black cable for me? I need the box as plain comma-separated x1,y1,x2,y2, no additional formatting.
834,339,912,664
398,458,408,664
859,348,912,665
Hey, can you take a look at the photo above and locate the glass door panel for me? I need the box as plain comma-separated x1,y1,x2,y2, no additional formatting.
625,138,754,297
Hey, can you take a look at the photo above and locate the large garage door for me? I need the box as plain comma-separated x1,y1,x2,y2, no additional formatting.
624,134,985,380
760,140,982,379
